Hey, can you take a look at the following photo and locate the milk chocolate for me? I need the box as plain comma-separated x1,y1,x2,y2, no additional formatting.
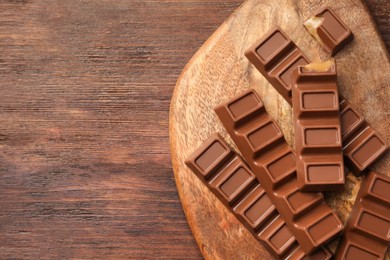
185,134,333,259
245,27,310,104
215,89,343,253
304,7,353,56
334,171,390,259
339,98,388,175
245,27,388,176
291,61,345,191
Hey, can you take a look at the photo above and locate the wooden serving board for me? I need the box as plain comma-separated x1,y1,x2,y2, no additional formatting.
169,0,390,258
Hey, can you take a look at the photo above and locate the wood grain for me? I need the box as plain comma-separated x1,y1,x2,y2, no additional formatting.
0,0,388,259
170,0,390,259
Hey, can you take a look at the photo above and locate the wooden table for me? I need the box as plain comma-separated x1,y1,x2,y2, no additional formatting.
0,0,388,259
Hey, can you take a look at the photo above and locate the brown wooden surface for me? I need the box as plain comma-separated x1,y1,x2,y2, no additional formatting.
0,0,388,259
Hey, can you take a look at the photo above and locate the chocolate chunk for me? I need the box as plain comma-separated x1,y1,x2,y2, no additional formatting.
334,171,390,259
339,97,388,175
214,89,343,253
245,26,309,104
291,61,345,191
304,7,353,55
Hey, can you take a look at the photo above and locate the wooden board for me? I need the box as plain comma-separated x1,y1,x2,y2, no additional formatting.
169,0,390,258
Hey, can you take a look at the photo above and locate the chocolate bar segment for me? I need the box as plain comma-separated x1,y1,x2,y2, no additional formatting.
245,27,388,176
185,134,332,259
334,171,390,259
245,26,310,104
291,61,345,191
304,7,353,56
215,89,343,253
339,97,388,175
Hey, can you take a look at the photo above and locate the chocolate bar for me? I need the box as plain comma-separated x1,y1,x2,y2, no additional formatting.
334,171,390,259
185,134,333,259
339,97,388,175
215,89,343,253
245,27,388,176
291,61,345,191
304,7,353,56
245,26,310,104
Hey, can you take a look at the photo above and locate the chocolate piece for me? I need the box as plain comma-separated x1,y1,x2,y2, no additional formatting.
215,89,343,253
185,134,333,259
334,171,390,259
291,61,345,191
304,7,353,56
339,98,388,175
245,27,388,176
245,26,310,104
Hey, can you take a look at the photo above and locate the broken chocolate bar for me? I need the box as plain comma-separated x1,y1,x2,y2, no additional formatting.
245,26,310,104
334,171,390,259
291,61,345,191
339,97,388,175
245,27,388,176
185,134,333,259
304,7,353,56
215,89,343,254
